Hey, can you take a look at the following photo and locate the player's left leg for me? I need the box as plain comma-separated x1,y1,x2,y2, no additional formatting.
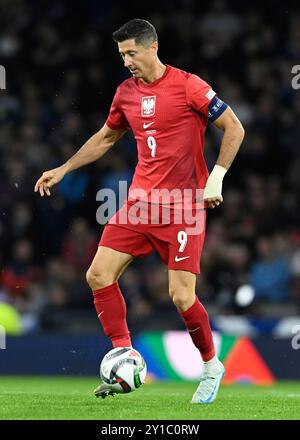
168,269,224,404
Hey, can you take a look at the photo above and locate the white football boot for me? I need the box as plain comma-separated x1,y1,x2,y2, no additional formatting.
191,362,225,404
94,383,116,399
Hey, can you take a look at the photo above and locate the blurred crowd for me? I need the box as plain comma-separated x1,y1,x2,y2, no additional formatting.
1,0,300,334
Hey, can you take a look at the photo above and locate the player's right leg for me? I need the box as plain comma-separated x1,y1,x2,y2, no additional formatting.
87,245,134,291
86,245,134,348
87,222,153,399
87,245,134,399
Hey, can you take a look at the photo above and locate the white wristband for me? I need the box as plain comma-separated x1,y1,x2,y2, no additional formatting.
212,165,227,180
203,165,227,199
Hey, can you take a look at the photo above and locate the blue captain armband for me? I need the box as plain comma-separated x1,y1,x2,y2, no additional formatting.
208,96,228,121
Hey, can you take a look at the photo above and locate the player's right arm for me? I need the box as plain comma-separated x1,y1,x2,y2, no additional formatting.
34,123,127,196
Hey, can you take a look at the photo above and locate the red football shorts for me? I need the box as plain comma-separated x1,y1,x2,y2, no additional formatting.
99,202,206,274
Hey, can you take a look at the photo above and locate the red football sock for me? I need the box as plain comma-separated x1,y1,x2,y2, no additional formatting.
179,296,215,362
93,282,131,348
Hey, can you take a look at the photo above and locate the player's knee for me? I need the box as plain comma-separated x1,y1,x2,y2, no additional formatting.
86,268,97,288
172,295,189,311
170,286,195,311
86,267,116,290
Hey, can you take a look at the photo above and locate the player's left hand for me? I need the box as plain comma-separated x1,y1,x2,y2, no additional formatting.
203,165,227,209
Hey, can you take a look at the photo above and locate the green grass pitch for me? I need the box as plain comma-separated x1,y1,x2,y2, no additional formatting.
0,376,299,420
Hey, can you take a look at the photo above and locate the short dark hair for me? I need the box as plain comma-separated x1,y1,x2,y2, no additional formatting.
112,19,158,47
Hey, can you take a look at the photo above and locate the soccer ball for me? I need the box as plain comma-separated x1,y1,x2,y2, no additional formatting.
100,347,147,393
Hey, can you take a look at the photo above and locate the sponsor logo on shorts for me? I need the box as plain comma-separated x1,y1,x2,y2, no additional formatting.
175,255,190,262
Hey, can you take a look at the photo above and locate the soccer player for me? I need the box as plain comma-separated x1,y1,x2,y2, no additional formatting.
34,19,244,403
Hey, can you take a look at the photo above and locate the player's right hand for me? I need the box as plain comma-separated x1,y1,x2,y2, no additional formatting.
34,165,67,196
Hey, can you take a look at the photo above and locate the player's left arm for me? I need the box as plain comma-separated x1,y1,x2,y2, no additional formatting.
204,106,245,208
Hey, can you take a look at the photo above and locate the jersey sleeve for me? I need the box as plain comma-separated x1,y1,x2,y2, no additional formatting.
106,86,130,131
186,74,216,116
186,74,228,121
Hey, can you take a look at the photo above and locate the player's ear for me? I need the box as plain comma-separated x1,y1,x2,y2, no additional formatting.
149,41,158,54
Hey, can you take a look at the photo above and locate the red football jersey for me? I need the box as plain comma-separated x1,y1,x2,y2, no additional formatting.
106,65,216,205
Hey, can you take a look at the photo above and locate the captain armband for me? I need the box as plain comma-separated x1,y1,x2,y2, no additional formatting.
208,96,228,122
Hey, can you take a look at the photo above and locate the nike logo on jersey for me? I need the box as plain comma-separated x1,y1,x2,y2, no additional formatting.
175,255,190,262
143,121,154,129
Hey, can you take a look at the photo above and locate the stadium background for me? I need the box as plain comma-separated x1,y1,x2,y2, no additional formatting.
0,0,300,386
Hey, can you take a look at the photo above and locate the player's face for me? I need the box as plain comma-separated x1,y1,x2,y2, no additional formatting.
118,39,157,80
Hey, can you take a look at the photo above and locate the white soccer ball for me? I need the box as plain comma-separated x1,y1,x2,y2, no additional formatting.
100,347,147,393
